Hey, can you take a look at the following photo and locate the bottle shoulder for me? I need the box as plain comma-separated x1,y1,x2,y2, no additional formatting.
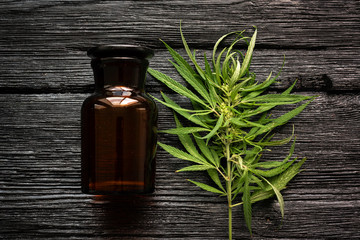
82,91,156,110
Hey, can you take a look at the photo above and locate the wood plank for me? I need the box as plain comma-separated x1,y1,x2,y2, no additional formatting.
1,0,358,91
0,48,358,92
0,93,359,239
0,0,359,49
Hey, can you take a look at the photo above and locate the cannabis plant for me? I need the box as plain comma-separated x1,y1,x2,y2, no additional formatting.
148,25,314,239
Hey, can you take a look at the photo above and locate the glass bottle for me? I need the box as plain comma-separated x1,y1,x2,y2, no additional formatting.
81,45,157,194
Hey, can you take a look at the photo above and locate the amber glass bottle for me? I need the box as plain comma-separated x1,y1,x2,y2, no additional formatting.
81,45,157,194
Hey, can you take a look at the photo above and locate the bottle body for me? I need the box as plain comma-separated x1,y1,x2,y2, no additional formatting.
81,45,157,194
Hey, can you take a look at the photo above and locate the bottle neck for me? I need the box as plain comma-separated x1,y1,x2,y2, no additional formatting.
91,57,148,92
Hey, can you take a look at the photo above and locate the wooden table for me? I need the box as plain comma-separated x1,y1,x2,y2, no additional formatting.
1,1,359,239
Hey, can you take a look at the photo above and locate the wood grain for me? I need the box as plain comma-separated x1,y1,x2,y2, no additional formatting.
0,0,359,92
0,0,359,239
0,0,359,49
0,93,359,239
0,48,359,92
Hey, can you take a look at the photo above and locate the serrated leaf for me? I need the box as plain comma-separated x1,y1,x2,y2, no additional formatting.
158,92,208,128
177,164,215,172
252,138,296,168
170,61,212,105
231,172,247,199
251,175,266,190
201,113,224,142
161,39,197,76
207,169,226,192
191,111,216,125
239,28,257,78
250,158,306,203
248,133,293,147
252,161,286,169
243,145,263,163
193,133,217,166
241,72,273,97
261,176,285,218
271,157,306,190
230,76,253,100
222,52,237,81
173,114,207,162
229,60,241,86
208,83,221,104
161,127,210,135
223,37,247,80
158,142,206,165
241,80,304,119
244,94,312,104
188,179,225,194
148,68,208,107
212,30,243,68
241,104,275,119
204,53,214,81
242,170,252,235
230,118,265,128
215,47,228,84
180,23,206,80
210,149,221,167
241,54,284,95
283,79,298,94
251,99,314,138
250,158,297,178
152,93,194,113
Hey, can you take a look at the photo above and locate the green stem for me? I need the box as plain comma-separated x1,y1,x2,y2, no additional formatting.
225,143,233,240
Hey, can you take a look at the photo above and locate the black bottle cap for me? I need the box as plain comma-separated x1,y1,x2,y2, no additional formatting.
87,45,154,60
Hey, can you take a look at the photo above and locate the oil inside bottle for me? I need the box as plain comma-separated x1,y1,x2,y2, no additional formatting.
81,45,157,194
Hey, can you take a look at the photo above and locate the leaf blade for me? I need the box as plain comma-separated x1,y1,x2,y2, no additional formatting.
261,176,285,218
188,179,225,194
173,114,207,162
250,99,314,138
161,39,197,76
207,168,226,191
160,127,210,135
193,132,218,166
201,113,224,142
240,28,257,77
170,61,212,105
177,164,215,172
158,92,208,128
180,23,206,80
148,68,208,107
242,170,252,235
250,158,306,203
158,142,206,165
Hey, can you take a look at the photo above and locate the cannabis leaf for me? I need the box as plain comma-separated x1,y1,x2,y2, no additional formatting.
149,24,314,239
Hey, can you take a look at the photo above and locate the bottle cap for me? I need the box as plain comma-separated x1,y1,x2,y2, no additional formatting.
87,45,154,59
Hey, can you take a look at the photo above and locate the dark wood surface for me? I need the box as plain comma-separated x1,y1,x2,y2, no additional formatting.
0,1,359,239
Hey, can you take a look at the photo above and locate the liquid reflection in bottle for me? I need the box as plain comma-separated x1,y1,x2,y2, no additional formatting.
81,45,157,194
